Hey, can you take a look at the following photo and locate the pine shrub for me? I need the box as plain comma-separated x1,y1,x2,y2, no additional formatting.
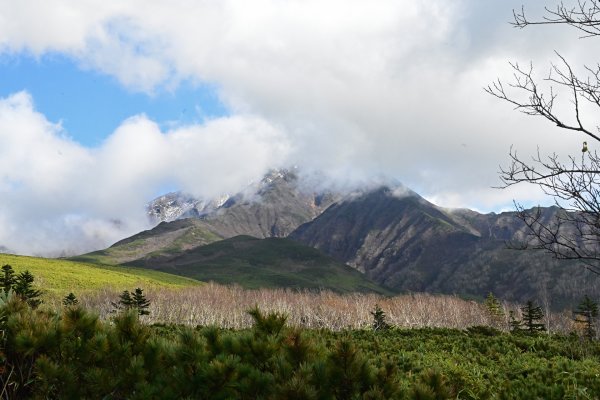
574,295,599,340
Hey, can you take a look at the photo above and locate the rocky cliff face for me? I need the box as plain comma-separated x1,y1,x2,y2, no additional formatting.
146,169,340,238
290,188,597,308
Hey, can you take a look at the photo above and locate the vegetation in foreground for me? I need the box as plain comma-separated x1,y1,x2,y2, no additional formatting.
1,267,599,398
2,292,600,399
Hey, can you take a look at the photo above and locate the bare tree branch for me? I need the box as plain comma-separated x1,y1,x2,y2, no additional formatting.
489,1,600,274
513,1,600,38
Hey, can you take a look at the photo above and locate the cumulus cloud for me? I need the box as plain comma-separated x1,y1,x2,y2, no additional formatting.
0,92,289,255
0,0,597,254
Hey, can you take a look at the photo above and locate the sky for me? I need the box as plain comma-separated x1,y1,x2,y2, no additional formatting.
0,0,597,256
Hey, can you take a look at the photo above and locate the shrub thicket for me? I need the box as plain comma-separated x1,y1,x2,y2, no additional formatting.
1,271,599,398
1,294,600,399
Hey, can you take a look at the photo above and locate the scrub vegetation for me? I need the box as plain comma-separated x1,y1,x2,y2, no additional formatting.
1,265,598,398
1,289,599,399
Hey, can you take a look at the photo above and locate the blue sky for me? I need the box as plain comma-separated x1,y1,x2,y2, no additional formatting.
0,54,227,147
0,0,586,255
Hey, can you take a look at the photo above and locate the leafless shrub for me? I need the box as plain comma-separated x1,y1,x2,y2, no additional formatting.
43,283,575,333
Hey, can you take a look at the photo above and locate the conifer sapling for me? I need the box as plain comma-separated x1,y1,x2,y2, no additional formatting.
520,300,545,333
574,295,599,340
62,292,79,307
370,304,389,331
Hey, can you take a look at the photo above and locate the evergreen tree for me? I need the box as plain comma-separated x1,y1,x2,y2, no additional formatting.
370,304,390,331
112,288,150,316
574,295,599,340
131,288,150,316
520,300,545,333
13,270,42,309
112,290,133,312
62,292,79,307
0,264,15,295
484,292,505,328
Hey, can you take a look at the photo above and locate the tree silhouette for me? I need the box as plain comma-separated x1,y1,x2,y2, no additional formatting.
487,1,600,275
521,300,546,333
574,295,599,339
112,288,150,316
0,266,43,308
370,304,390,331
62,292,79,307
0,264,15,295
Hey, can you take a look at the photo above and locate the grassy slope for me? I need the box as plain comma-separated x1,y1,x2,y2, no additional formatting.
71,220,223,265
0,253,201,295
127,235,393,295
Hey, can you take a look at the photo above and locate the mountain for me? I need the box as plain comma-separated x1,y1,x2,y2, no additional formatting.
147,192,230,222
75,169,341,265
125,235,391,294
187,170,339,239
290,187,599,308
71,219,224,265
147,169,340,238
76,176,599,308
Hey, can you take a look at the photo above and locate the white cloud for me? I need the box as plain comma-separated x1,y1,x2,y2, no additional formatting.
0,0,597,254
0,92,289,255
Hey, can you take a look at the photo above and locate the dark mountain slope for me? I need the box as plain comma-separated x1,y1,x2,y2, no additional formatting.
291,187,479,284
125,235,391,294
290,188,599,308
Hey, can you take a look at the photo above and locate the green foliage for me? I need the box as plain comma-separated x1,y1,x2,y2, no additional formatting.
0,266,43,309
62,292,78,307
112,288,151,316
13,270,43,309
410,369,455,399
466,325,501,337
484,292,505,328
132,288,151,316
1,298,600,399
247,306,287,337
0,265,15,295
574,295,599,340
370,303,390,331
520,300,546,334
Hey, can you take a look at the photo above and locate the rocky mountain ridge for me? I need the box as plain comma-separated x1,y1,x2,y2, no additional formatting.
290,188,594,307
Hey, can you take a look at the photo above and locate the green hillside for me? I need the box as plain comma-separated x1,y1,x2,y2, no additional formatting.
127,235,393,295
71,219,223,265
0,253,201,295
